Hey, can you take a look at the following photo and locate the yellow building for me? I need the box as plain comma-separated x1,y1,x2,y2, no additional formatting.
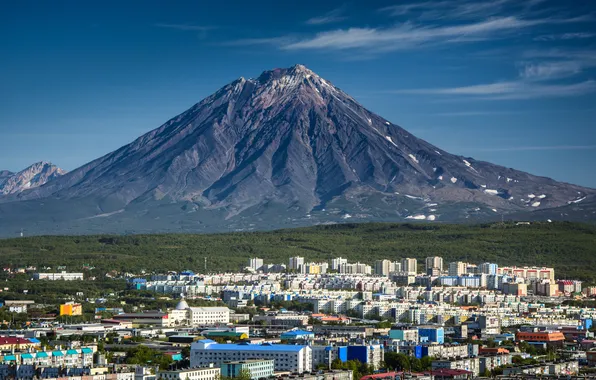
60,303,83,316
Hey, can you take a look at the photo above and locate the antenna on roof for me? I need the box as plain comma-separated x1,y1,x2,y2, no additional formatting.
20,229,24,238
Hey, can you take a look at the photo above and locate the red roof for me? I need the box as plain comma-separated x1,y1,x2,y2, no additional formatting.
0,337,32,345
361,372,425,380
361,372,402,380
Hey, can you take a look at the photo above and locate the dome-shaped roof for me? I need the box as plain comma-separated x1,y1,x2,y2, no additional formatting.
175,299,189,310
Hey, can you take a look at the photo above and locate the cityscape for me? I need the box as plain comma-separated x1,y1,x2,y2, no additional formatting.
2,0,596,379
0,253,594,379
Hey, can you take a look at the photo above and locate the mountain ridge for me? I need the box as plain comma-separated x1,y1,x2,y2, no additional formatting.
0,162,65,196
0,65,594,236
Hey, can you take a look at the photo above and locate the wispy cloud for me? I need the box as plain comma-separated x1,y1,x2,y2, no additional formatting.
155,23,215,32
279,15,589,52
221,36,295,47
534,32,596,41
394,80,596,100
390,45,596,100
436,111,522,116
519,61,582,81
306,6,347,25
471,145,596,152
380,0,547,21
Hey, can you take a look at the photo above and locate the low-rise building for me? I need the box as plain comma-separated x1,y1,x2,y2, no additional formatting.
157,366,221,380
220,359,275,379
190,340,312,373
432,358,480,376
501,360,578,376
33,271,84,281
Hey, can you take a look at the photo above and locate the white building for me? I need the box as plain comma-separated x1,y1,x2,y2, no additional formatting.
33,271,84,281
374,260,401,276
157,366,220,380
168,300,230,326
425,257,444,273
289,257,305,271
190,340,312,373
331,257,348,271
401,258,418,274
448,262,467,277
248,258,264,271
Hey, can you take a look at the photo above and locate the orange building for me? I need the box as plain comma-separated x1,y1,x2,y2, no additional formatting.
480,347,510,355
516,331,565,343
60,303,82,316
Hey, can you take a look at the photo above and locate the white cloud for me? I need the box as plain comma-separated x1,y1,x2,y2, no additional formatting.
519,61,582,81
534,32,596,41
394,80,596,100
280,14,591,52
471,145,596,152
306,6,347,25
283,17,551,51
380,0,547,21
155,23,215,32
221,36,295,47
436,111,522,116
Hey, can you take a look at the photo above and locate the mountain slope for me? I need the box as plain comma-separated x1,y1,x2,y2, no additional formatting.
0,65,593,235
0,162,65,196
0,171,13,187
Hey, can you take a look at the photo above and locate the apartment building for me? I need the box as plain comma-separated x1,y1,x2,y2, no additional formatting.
33,271,84,281
190,340,312,373
221,359,275,379
158,366,221,380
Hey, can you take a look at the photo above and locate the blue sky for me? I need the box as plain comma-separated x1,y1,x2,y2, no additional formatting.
1,0,595,187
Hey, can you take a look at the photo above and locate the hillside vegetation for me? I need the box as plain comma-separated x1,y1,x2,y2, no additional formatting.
0,222,595,283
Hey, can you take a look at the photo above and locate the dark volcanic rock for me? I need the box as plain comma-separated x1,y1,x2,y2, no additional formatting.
0,65,593,234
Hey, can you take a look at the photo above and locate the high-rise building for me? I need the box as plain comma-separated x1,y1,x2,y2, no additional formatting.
304,262,329,274
288,256,305,271
401,258,418,274
425,257,444,274
374,260,401,276
479,263,498,275
331,257,348,271
448,261,467,277
248,258,264,271
497,266,555,282
374,260,391,276
339,262,372,275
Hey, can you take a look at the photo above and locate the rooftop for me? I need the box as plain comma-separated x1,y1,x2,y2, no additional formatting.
196,341,307,352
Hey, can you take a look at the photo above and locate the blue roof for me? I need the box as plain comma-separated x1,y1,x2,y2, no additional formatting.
67,349,79,355
36,352,48,358
205,343,306,352
29,338,41,343
281,330,314,337
52,351,64,357
3,355,16,361
21,353,34,359
81,348,93,354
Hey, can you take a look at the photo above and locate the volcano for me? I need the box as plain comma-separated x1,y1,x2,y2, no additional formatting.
0,65,593,236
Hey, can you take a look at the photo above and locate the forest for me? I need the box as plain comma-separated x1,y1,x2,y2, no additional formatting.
0,221,594,282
